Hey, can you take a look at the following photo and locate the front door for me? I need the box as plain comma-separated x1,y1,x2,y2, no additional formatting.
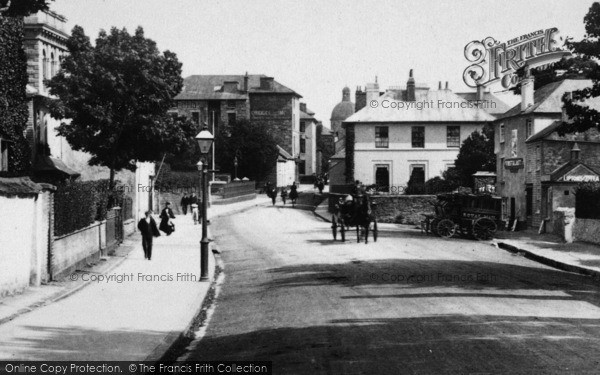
375,165,389,192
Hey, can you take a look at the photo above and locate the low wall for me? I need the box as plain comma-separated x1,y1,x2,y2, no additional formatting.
52,221,103,279
328,193,436,225
124,218,135,237
574,218,600,245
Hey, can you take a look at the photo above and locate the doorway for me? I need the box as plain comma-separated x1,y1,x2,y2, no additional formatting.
375,165,390,192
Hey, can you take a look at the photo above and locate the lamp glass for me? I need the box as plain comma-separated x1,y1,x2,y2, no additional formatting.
195,128,214,155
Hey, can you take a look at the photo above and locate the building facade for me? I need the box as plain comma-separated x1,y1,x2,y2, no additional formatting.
495,78,596,229
174,74,303,186
299,103,318,177
343,70,495,190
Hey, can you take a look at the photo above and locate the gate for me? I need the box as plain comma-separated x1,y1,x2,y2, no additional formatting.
105,207,123,254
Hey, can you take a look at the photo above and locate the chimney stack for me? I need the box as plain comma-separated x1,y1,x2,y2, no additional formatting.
476,84,485,101
521,68,534,111
571,142,581,161
299,102,307,113
259,76,274,91
406,69,415,101
355,86,366,111
366,81,380,106
244,72,249,92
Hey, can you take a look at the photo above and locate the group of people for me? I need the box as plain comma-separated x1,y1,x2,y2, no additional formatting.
136,202,176,261
265,181,299,206
313,174,326,194
180,193,201,225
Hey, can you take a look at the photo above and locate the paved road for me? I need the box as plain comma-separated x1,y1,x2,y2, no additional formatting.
187,204,600,374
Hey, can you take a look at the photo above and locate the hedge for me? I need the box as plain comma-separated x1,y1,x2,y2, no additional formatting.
54,179,125,236
575,182,600,219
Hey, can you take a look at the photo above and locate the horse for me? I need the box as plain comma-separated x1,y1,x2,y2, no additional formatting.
289,184,298,207
331,195,378,243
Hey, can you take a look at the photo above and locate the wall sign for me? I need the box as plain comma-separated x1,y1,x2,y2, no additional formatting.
564,175,599,182
504,158,524,170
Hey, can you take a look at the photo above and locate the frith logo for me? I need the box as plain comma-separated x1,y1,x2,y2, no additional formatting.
463,28,571,89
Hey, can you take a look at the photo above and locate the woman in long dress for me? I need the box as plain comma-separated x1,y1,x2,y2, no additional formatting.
159,202,176,235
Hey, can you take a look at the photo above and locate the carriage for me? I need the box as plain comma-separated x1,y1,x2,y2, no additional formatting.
422,192,501,240
331,195,378,243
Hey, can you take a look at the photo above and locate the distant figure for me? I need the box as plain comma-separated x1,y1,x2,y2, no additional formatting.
317,179,324,194
159,202,176,235
289,182,298,207
281,188,288,205
267,183,277,205
191,201,199,225
181,194,189,215
189,193,198,213
137,210,160,260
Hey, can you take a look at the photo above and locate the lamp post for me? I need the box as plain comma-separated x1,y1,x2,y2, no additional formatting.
195,123,214,281
233,156,238,180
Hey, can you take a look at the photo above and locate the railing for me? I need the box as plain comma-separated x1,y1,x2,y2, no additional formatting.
105,207,123,253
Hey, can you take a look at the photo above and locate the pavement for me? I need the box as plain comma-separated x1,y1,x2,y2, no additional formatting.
184,201,600,373
0,192,275,361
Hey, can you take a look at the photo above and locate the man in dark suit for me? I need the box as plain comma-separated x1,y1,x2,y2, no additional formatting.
137,210,160,260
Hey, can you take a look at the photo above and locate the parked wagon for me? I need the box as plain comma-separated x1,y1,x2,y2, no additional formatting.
331,194,378,243
422,192,502,240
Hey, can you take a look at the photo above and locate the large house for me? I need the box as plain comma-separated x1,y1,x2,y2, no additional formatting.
299,103,318,178
495,78,600,230
173,74,303,186
339,70,496,191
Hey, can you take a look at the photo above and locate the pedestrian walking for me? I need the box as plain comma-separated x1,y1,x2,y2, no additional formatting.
189,193,198,213
281,188,288,205
191,201,199,225
137,210,160,260
159,202,176,235
289,182,298,207
181,194,189,215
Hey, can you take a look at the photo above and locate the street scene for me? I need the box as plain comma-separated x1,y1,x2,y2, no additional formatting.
1,0,600,374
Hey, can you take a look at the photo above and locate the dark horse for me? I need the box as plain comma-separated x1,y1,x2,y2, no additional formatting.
331,195,377,243
289,183,299,207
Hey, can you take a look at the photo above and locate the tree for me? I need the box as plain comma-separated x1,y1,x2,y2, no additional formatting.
214,119,279,182
48,26,193,188
0,0,52,17
559,2,600,134
448,124,496,188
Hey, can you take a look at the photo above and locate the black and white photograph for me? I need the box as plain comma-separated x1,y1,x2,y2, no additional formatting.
1,0,600,373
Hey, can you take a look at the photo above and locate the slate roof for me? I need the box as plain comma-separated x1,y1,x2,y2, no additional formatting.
455,91,511,117
500,79,593,119
0,177,45,195
344,89,495,123
176,74,301,100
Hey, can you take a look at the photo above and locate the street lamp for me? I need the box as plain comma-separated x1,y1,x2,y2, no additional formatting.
233,156,238,180
195,123,214,281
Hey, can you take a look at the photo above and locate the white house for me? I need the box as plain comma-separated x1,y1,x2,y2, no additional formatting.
342,70,497,190
299,103,318,177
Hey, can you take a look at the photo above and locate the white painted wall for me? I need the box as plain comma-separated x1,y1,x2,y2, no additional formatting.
277,160,296,187
353,122,483,186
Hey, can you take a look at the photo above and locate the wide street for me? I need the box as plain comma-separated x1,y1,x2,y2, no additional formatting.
186,202,600,374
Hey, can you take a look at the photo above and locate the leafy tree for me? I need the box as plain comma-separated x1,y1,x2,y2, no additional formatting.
447,124,496,188
48,26,193,188
558,2,600,134
214,119,278,182
0,0,52,17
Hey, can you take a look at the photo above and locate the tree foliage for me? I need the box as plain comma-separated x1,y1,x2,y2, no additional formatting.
559,2,600,134
446,124,496,188
47,26,193,187
0,16,30,176
0,0,52,17
214,119,278,182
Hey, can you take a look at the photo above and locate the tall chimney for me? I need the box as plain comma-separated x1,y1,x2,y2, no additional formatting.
244,71,249,92
355,86,366,111
406,69,415,101
476,84,485,101
299,102,307,113
521,68,534,111
366,81,380,106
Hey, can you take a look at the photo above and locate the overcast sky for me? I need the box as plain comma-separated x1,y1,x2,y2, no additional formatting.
49,0,593,127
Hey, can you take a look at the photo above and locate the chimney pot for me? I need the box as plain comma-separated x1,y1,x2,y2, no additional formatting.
244,72,249,92
406,70,415,101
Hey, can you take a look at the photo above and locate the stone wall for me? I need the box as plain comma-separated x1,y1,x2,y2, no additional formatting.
52,221,104,279
574,218,600,245
371,195,436,225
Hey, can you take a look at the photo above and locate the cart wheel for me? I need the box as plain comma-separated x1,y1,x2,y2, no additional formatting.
430,218,441,236
472,217,497,240
437,219,456,238
373,219,378,242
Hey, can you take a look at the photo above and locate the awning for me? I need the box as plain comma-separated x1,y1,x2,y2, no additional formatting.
33,155,81,178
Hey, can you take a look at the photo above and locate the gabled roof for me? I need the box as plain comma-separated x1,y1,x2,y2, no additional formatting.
500,79,593,119
176,74,301,100
455,91,511,117
344,89,495,123
550,160,600,182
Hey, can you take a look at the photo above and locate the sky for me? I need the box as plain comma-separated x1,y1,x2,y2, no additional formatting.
49,0,594,128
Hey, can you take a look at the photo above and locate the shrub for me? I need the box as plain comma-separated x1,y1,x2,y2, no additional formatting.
576,182,600,219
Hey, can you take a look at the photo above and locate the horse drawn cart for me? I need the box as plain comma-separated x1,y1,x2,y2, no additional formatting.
331,195,378,243
422,192,502,240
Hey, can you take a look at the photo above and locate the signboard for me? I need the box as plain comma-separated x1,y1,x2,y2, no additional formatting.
504,158,524,170
564,175,599,182
463,27,571,88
